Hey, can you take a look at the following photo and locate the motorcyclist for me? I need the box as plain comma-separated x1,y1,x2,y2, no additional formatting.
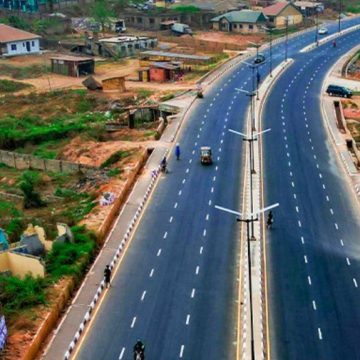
160,156,167,172
267,211,274,228
133,339,145,360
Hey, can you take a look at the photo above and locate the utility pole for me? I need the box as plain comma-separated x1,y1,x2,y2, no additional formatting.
215,203,279,360
263,26,273,77
229,127,271,238
338,0,342,33
315,9,319,46
285,17,289,62
248,41,261,100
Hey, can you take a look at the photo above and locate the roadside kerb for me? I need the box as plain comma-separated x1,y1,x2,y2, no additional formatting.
240,59,294,360
321,45,360,201
63,162,164,360
300,23,360,53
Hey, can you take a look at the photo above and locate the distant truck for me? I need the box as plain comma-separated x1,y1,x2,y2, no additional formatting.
171,23,192,36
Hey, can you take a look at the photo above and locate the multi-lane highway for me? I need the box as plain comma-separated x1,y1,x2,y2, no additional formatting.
73,17,360,360
264,27,360,360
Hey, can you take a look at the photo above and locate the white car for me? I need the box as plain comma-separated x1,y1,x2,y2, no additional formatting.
318,27,328,35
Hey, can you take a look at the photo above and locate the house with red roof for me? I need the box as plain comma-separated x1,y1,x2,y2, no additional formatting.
263,2,303,28
0,24,41,56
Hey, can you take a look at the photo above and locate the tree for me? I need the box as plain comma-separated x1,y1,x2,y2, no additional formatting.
91,0,113,33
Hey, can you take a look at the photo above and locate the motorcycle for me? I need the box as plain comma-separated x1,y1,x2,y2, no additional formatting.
134,350,145,360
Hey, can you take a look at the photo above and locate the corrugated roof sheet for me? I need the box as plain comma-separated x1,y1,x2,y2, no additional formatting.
140,51,210,61
211,10,267,24
50,55,94,62
263,2,290,16
0,24,41,43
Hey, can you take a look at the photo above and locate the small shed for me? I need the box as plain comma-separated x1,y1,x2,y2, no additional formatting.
102,76,126,92
51,55,95,77
149,62,181,82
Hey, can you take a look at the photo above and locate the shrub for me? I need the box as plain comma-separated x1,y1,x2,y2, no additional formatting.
0,79,32,94
101,150,131,168
107,168,121,177
172,5,200,13
46,226,96,281
0,275,47,317
19,170,45,209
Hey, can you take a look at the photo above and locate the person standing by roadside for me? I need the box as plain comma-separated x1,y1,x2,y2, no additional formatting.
104,265,112,288
175,143,181,160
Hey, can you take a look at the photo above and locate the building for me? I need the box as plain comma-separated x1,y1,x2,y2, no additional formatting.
50,55,95,77
263,2,303,28
139,50,210,66
294,1,324,17
96,35,157,58
149,62,182,82
211,10,267,33
0,24,41,56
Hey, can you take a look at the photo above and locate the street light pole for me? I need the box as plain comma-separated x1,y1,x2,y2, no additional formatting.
229,127,271,238
285,17,289,62
315,9,319,46
248,41,261,100
338,0,342,33
262,26,273,78
215,203,279,360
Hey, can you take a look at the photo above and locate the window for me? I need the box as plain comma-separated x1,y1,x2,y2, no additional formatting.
137,17,143,24
32,41,35,46
233,24,237,29
11,44,17,51
239,24,243,29
149,18,155,24
249,24,254,30
23,42,25,47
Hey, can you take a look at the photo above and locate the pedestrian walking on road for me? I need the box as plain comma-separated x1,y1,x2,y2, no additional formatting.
175,143,181,160
104,265,112,288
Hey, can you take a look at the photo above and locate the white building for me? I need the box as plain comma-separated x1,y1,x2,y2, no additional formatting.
0,24,41,56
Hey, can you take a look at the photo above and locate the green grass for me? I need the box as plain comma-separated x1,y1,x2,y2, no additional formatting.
0,112,108,150
0,64,50,80
137,88,154,99
0,79,32,94
160,93,175,102
171,5,200,13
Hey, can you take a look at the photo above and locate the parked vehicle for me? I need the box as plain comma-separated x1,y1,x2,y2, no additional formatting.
326,85,353,98
171,23,192,36
115,19,126,33
254,53,265,64
200,146,212,165
318,27,328,35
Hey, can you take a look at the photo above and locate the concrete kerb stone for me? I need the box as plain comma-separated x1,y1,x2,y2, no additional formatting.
301,23,360,53
320,44,360,204
240,58,294,360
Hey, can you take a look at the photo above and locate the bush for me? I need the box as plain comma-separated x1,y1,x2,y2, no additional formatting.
19,170,45,209
101,150,131,168
0,275,47,316
107,168,121,177
0,79,32,94
46,226,96,281
172,5,199,13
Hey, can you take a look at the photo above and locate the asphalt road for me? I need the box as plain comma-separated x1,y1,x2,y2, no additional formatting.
75,18,360,360
263,27,360,360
